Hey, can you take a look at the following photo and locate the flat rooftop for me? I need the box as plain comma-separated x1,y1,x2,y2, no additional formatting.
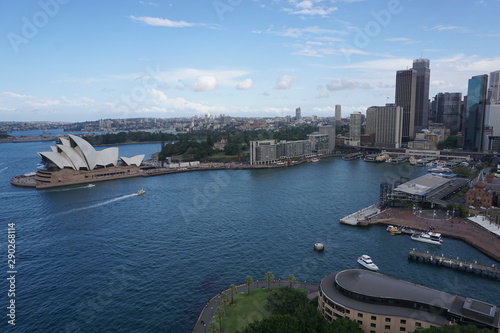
394,174,450,196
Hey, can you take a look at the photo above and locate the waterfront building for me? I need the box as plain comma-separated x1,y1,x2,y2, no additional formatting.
348,112,362,147
413,58,431,132
318,125,336,153
368,104,403,149
395,68,417,141
335,104,342,124
432,92,462,135
17,134,145,189
308,133,329,154
464,74,488,151
249,139,312,165
249,140,279,165
318,269,500,333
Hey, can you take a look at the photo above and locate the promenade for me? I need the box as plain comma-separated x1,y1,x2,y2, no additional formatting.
192,280,319,333
371,208,500,262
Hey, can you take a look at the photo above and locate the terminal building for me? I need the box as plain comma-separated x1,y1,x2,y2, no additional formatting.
319,269,500,333
381,174,469,208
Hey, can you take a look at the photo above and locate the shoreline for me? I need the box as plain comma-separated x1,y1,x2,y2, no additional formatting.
344,206,500,263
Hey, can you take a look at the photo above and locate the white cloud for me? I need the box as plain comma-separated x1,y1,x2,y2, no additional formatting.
129,15,197,28
428,25,469,33
236,78,253,90
285,0,338,16
191,75,218,92
326,79,371,91
385,37,418,44
275,75,298,90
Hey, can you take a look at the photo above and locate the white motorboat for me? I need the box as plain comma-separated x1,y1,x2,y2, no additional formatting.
314,243,324,251
411,232,442,245
357,254,379,271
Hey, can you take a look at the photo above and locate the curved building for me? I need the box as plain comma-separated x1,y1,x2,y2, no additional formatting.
26,135,145,188
318,269,499,333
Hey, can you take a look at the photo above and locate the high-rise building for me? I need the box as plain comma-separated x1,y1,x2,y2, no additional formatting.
395,69,417,141
335,105,341,123
374,104,403,149
365,106,377,136
464,74,488,152
295,107,302,121
319,126,336,153
432,92,462,134
349,112,362,146
413,58,431,131
483,70,500,151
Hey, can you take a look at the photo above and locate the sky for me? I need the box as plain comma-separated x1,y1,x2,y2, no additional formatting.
1,0,500,122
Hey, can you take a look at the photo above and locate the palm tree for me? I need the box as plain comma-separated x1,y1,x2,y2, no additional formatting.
265,271,274,290
287,274,296,288
245,275,253,295
221,293,229,317
229,284,237,304
215,306,225,333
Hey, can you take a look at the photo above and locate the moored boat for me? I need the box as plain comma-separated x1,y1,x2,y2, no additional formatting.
410,232,442,245
357,254,379,271
386,225,402,234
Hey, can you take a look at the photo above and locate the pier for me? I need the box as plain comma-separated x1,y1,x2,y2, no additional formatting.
408,249,500,279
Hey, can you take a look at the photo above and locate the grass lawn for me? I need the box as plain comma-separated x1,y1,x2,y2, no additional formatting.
211,287,307,333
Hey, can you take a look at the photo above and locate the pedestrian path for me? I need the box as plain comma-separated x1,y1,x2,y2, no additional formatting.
468,215,500,236
192,280,319,333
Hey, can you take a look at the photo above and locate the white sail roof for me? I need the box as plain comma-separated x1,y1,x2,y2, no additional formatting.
38,135,138,171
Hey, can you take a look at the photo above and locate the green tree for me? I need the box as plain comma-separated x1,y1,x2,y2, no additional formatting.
221,293,229,317
215,306,225,333
245,275,253,295
287,274,296,288
267,287,308,315
265,272,274,290
452,166,474,178
229,284,237,304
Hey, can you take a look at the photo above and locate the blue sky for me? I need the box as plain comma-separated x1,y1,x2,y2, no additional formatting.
1,0,500,122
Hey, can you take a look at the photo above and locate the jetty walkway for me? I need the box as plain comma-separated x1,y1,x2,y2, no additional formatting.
192,280,319,333
408,249,500,279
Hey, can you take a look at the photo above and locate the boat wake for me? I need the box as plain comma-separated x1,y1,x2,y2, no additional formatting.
56,193,138,217
46,184,96,192
0,166,8,173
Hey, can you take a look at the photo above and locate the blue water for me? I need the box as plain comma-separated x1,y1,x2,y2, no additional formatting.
0,136,498,332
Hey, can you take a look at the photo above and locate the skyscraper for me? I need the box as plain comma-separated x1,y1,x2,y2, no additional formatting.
374,105,403,149
395,69,417,141
335,105,341,123
432,92,462,135
319,126,336,153
349,112,362,146
412,58,430,131
295,107,302,121
464,74,488,152
483,70,500,151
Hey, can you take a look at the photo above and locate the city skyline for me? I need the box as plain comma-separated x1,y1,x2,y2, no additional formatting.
2,0,500,122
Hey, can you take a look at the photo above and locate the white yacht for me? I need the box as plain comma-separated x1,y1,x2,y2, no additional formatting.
357,255,379,271
411,232,442,245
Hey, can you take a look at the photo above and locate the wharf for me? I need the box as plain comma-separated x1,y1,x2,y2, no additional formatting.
339,203,381,225
408,249,500,279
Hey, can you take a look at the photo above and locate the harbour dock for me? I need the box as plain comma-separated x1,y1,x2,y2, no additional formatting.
339,203,381,225
408,249,500,279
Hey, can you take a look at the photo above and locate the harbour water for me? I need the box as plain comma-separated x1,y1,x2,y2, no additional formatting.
0,134,498,332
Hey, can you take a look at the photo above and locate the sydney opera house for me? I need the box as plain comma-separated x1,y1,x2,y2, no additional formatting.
11,134,145,189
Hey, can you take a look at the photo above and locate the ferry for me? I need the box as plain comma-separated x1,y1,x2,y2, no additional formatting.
410,232,442,245
357,254,379,271
427,166,451,174
311,158,320,163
